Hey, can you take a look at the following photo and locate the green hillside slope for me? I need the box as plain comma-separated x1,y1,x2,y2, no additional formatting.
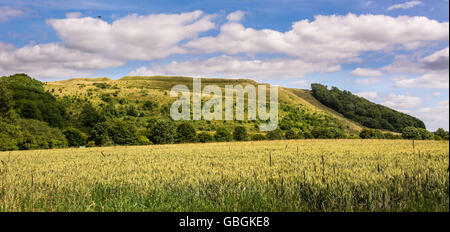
43,75,363,135
1,73,435,151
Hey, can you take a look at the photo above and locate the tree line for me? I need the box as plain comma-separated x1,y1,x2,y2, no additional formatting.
311,83,425,132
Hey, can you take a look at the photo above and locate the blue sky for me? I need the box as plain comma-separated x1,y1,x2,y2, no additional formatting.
0,0,448,130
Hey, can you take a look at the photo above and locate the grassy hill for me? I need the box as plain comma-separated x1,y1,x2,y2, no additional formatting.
43,75,363,136
4,73,433,151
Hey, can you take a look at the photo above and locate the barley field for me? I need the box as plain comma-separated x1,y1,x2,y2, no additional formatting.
0,140,448,212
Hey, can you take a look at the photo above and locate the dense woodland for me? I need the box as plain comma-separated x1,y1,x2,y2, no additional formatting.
311,83,425,132
0,74,448,151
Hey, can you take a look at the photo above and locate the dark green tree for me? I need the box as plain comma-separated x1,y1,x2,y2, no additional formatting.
89,122,112,146
214,127,233,142
434,128,449,140
359,129,376,139
383,132,399,139
402,127,421,140
417,128,434,140
176,122,197,143
146,119,176,144
0,83,12,116
311,127,344,139
197,132,213,143
63,127,87,147
80,104,105,128
285,129,298,139
126,105,139,117
16,100,42,120
143,100,158,111
251,134,266,141
108,120,140,145
374,130,385,139
267,128,284,140
233,126,248,141
1,118,67,151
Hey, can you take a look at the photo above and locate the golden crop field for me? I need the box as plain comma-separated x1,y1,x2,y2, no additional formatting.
0,139,448,212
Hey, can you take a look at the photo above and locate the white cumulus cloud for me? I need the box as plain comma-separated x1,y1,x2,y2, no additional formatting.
414,100,449,131
47,10,216,61
0,42,125,78
351,68,383,77
129,55,341,80
356,91,379,100
226,11,245,22
186,14,449,63
355,77,382,85
381,93,423,109
388,1,422,11
0,6,23,22
385,47,449,88
65,12,82,18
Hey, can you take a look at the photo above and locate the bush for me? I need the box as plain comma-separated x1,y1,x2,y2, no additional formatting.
434,128,449,140
402,127,421,140
401,127,433,140
100,94,112,103
383,132,399,140
63,127,87,147
348,134,361,139
303,131,314,139
143,100,158,111
417,128,434,140
177,123,197,143
89,122,112,146
233,126,248,141
285,129,298,140
138,136,152,145
16,99,42,120
0,134,19,151
374,130,384,139
80,104,105,128
267,128,284,140
214,127,233,142
312,127,345,139
126,105,139,117
251,134,266,141
146,119,176,144
108,120,140,145
360,129,376,139
86,141,96,147
197,132,213,143
160,104,171,117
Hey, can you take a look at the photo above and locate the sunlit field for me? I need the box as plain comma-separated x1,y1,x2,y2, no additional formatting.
0,140,448,212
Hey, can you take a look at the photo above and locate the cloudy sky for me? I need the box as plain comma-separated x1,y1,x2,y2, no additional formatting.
0,0,448,130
